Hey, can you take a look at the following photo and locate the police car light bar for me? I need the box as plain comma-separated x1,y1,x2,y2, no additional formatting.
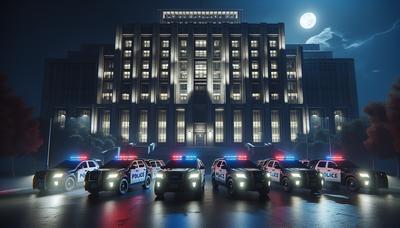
224,155,248,160
69,155,88,161
327,155,344,161
115,155,137,160
171,155,197,160
276,155,295,161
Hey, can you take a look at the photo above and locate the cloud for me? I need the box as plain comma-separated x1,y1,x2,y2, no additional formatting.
306,19,400,50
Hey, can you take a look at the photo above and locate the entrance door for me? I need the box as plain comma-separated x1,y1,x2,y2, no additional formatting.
194,123,207,147
195,133,205,146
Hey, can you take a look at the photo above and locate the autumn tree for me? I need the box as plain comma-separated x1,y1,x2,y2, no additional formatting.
364,79,400,176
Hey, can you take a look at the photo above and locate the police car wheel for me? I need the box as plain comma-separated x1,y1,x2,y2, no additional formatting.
282,177,292,193
142,175,151,190
346,177,360,192
118,179,129,195
227,179,236,197
64,176,76,192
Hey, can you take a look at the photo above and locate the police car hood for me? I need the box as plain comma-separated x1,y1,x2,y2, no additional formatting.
286,168,315,173
38,168,71,174
232,168,261,172
97,168,126,172
163,168,195,172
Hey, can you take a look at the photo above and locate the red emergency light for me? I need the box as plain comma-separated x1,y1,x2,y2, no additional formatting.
115,155,137,160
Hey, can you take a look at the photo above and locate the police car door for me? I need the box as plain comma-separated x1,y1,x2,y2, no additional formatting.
137,160,147,182
130,161,140,184
76,161,89,183
326,161,341,182
271,161,281,182
217,161,227,183
315,161,328,181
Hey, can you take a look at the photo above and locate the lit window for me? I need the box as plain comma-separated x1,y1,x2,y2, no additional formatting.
103,71,114,79
232,71,240,79
142,71,149,79
143,40,151,48
271,61,278,70
215,109,224,143
232,84,241,101
101,110,111,136
252,92,260,100
123,71,131,79
180,49,187,58
250,50,258,58
252,62,259,70
271,71,278,79
195,61,207,78
269,40,277,48
161,50,169,58
102,93,113,102
124,50,132,58
120,110,129,142
270,93,279,101
121,93,130,101
180,94,187,101
195,50,207,58
162,40,170,48
231,40,239,48
253,110,262,143
161,71,169,78
251,71,259,79
176,109,185,143
287,71,297,79
180,39,187,48
158,110,167,143
139,110,148,143
55,110,66,128
161,63,169,70
213,39,221,48
288,93,298,103
160,92,168,100
143,50,150,58
290,110,299,142
231,50,240,58
334,110,345,132
141,93,149,101
270,50,277,57
233,110,242,143
250,40,258,48
271,110,280,142
195,39,207,48
124,40,132,48
310,110,321,130
142,61,150,70
124,62,131,70
232,63,240,70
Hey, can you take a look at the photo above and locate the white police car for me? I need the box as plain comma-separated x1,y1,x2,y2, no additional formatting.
309,156,388,192
262,156,323,194
33,156,100,193
85,155,152,195
145,159,165,177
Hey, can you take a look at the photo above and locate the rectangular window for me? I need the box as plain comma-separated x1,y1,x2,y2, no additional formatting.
158,110,167,143
334,110,345,132
180,39,187,48
124,62,131,70
139,110,148,143
231,40,239,48
161,62,169,70
176,109,185,143
55,110,66,128
251,62,259,70
269,40,277,48
195,61,207,78
124,40,132,48
232,84,241,101
271,110,280,142
288,93,298,103
103,71,114,79
160,71,169,78
142,61,150,70
123,71,131,79
102,92,113,102
142,71,149,79
310,110,321,130
288,82,297,92
251,71,259,79
120,110,129,142
270,93,279,101
250,40,258,48
290,110,299,142
232,63,240,70
215,109,224,143
103,82,113,91
161,50,169,58
270,50,277,57
231,50,240,58
124,50,132,58
271,71,278,79
195,39,207,48
250,50,258,58
195,50,207,58
121,93,130,101
143,40,151,48
142,50,150,58
101,110,111,136
162,40,170,48
271,61,278,70
253,110,262,143
233,110,242,143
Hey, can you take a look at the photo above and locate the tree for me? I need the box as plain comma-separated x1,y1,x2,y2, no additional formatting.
339,118,370,165
0,74,43,175
364,80,400,176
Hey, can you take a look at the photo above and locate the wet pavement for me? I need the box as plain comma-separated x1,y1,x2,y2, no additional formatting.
1,176,400,227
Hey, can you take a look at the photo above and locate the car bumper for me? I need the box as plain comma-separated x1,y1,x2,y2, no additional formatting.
290,178,323,190
233,178,270,192
154,179,202,193
33,177,64,191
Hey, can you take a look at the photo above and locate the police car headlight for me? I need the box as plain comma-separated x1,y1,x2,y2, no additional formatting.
319,173,323,177
107,173,118,179
235,173,247,179
188,173,200,179
266,173,271,178
359,173,370,178
291,173,301,178
53,173,64,178
156,173,164,179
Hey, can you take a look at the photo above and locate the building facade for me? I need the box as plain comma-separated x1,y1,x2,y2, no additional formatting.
42,10,358,150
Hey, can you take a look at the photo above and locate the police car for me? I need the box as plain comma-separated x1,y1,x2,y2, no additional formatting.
154,155,205,200
33,156,100,193
262,156,323,194
145,159,165,177
84,155,152,195
211,155,270,199
309,156,389,192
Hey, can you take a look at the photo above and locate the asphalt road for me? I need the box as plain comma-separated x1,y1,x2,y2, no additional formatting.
1,176,400,228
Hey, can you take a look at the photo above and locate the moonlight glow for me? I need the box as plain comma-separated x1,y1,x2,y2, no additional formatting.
300,12,317,29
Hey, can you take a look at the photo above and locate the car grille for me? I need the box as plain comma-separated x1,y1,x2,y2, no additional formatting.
306,170,320,186
89,171,101,181
35,171,48,181
167,172,184,181
251,171,264,182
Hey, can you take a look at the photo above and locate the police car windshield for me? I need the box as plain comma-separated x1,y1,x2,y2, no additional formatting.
165,160,197,169
279,160,307,168
103,160,132,169
227,160,257,168
336,160,358,168
54,160,81,169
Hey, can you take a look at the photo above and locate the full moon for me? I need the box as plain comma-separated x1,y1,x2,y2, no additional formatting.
300,12,316,29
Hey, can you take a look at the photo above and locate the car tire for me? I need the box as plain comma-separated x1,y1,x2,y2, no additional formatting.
346,177,360,192
212,175,218,191
118,178,129,195
142,175,151,190
282,177,292,193
227,178,236,198
64,176,76,192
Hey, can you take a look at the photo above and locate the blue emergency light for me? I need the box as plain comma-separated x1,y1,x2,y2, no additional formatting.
224,155,248,160
69,155,88,161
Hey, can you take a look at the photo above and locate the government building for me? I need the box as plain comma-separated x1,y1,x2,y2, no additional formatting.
42,10,358,152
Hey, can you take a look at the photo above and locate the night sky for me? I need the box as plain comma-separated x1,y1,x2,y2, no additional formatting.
1,0,399,116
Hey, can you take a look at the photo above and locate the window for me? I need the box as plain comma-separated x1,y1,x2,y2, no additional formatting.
251,62,259,70
250,40,258,48
103,71,113,79
124,62,131,70
180,84,187,92
102,93,112,102
270,50,277,57
251,71,259,79
232,63,240,70
317,161,326,168
160,92,168,100
142,61,150,70
250,50,258,58
180,39,187,48
334,110,345,132
270,93,279,101
213,39,221,48
271,110,280,142
158,110,167,143
121,93,130,101
176,109,185,143
271,71,278,79
124,40,132,48
288,93,298,103
161,62,169,70
290,110,299,142
162,40,170,48
195,39,207,48
269,40,277,48
143,40,151,48
287,71,296,79
271,61,278,70
123,71,131,79
215,109,224,143
288,82,297,92
161,50,169,58
101,110,111,136
231,50,240,58
160,71,169,78
103,82,113,91
142,50,150,58
231,40,239,48
310,110,321,130
195,61,207,78
327,162,337,169
253,110,262,143
88,161,96,168
213,61,221,79
139,110,148,143
232,84,241,101
233,110,242,143
120,110,129,142
124,50,132,58
195,50,207,58
55,110,66,128
142,71,149,79
180,49,187,58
